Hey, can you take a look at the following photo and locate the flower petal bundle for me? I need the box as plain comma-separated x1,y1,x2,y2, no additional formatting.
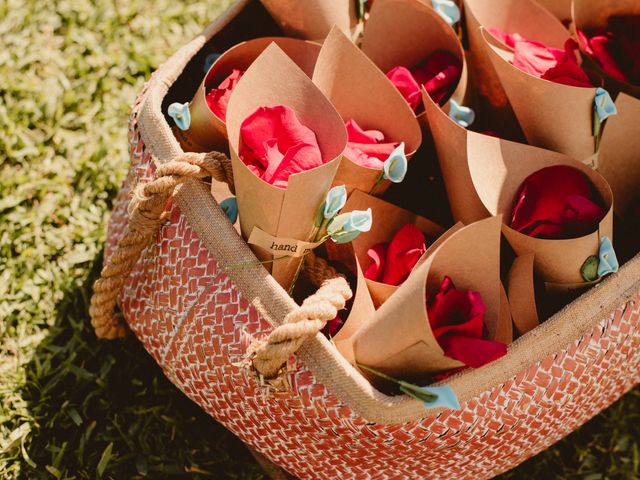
386,51,462,111
239,105,324,189
364,224,427,286
510,165,606,239
428,277,507,368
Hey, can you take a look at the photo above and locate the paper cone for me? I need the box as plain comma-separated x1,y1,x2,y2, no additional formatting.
259,0,357,41
481,28,599,161
465,131,614,285
226,43,347,289
507,254,539,335
174,37,322,153
534,0,573,23
312,27,422,195
338,190,447,307
350,216,508,379
597,93,640,218
573,0,640,97
421,87,491,224
463,0,570,137
332,261,377,364
360,0,467,122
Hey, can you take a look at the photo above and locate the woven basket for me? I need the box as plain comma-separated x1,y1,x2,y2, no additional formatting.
102,1,640,478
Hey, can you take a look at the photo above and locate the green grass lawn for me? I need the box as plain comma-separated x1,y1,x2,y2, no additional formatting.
1,0,638,478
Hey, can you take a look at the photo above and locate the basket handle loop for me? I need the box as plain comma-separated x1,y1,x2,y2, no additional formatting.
90,150,234,339
251,255,352,379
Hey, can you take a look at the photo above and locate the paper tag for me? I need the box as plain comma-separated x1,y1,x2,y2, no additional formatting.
248,227,323,258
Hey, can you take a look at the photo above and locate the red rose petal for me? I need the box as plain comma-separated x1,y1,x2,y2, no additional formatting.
343,118,399,168
510,165,606,239
239,105,324,188
205,69,244,121
386,66,422,111
382,224,427,286
427,276,507,369
364,242,388,282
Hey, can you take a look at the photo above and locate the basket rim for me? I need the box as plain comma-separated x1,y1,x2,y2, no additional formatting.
132,0,640,425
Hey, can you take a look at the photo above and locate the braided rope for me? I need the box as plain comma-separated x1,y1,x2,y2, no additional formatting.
302,251,344,288
252,276,352,379
90,151,233,339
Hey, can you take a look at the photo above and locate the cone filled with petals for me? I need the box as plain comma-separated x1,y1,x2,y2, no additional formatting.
226,44,347,289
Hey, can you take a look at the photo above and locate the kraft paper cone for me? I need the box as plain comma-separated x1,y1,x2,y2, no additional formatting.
534,0,573,23
463,0,570,136
312,27,422,195
350,216,508,379
175,37,322,154
465,132,614,286
573,0,640,97
360,0,467,122
507,254,539,335
597,93,640,218
332,261,376,364
226,44,347,290
482,28,598,161
342,190,446,307
259,0,357,41
421,87,490,224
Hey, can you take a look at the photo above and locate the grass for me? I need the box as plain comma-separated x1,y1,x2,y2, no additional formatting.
0,0,638,478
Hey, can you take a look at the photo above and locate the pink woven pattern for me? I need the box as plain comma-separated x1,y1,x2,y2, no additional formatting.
103,91,640,480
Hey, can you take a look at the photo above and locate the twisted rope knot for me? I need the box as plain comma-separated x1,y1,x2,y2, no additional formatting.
90,150,233,339
251,276,352,379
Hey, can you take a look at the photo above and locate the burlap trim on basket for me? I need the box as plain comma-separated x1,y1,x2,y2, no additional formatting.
131,0,640,424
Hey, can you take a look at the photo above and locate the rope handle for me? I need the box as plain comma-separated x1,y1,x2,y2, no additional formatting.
90,148,353,381
90,151,234,339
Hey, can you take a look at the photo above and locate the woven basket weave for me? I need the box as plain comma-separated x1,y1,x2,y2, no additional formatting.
104,1,640,478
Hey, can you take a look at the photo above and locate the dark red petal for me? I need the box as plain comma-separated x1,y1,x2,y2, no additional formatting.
510,165,605,239
437,335,507,368
382,224,426,286
364,242,388,282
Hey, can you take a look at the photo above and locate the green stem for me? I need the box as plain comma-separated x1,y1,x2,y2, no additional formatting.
369,173,384,196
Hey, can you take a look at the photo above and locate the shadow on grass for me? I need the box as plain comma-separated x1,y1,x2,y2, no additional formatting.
20,251,264,479
19,252,640,479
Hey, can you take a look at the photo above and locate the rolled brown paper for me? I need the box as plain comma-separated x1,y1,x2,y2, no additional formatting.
312,27,422,195
259,0,357,41
597,93,640,219
463,0,569,137
175,37,321,154
507,254,539,336
331,261,376,365
226,43,347,290
350,216,509,379
481,28,599,161
573,0,640,97
360,0,468,124
465,131,614,286
421,86,490,224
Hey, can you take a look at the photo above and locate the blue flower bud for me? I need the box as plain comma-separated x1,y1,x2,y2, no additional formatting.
594,87,617,124
323,185,347,220
220,197,238,224
383,143,408,183
432,0,460,26
597,235,618,277
448,99,476,128
167,102,191,131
